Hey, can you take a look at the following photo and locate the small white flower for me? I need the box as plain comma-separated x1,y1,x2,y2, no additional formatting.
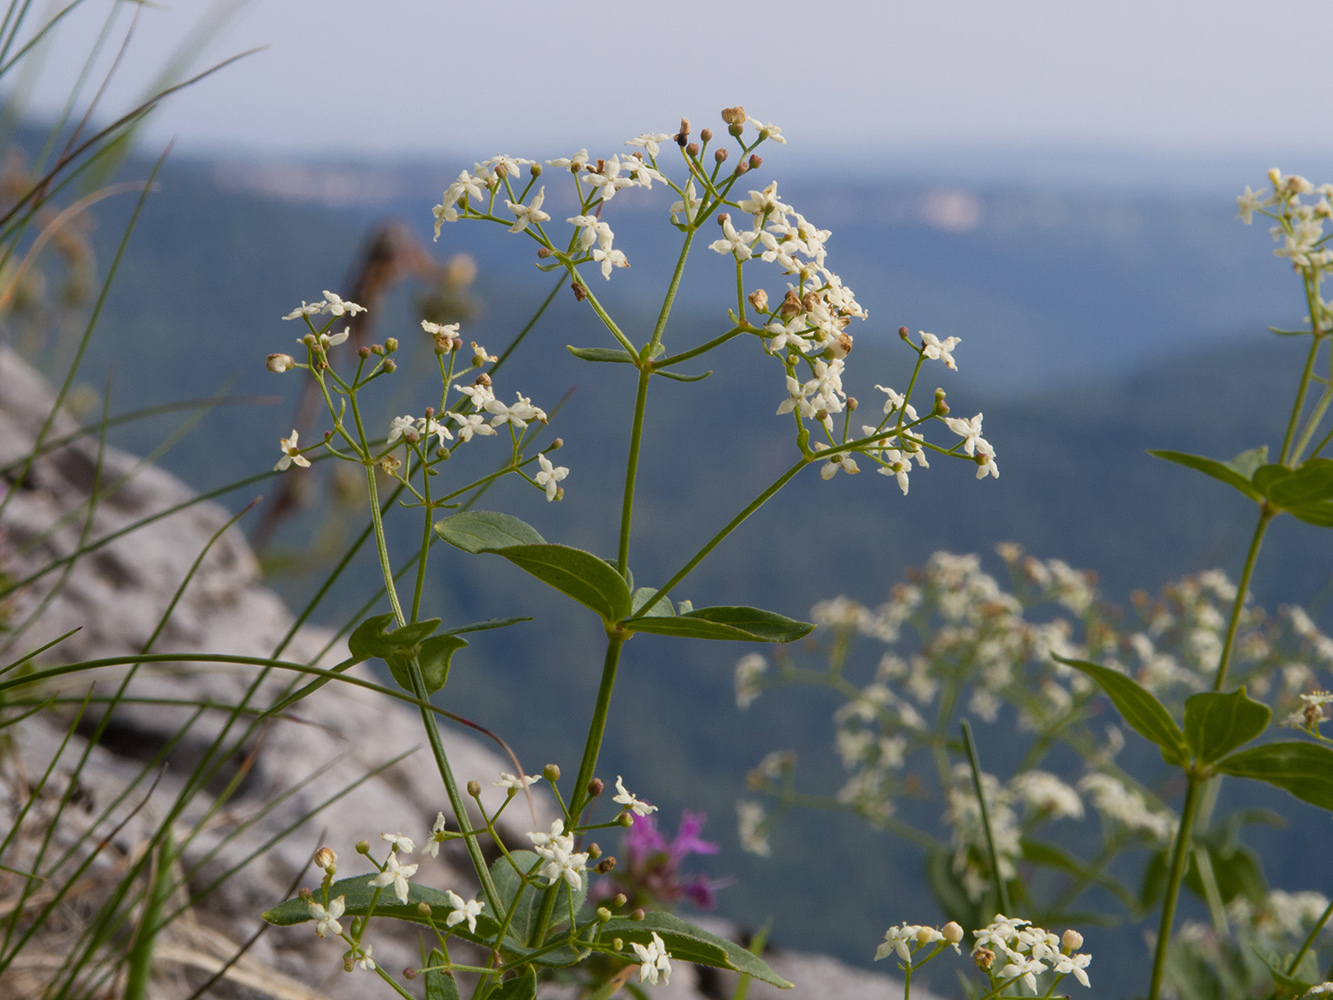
626,133,672,158
878,449,911,495
381,832,416,854
534,453,569,501
613,776,657,817
386,415,420,445
547,149,589,171
975,440,999,480
275,430,310,471
945,413,985,456
354,943,376,971
735,653,767,709
317,327,349,351
709,216,756,260
1237,185,1265,224
746,115,786,143
282,301,323,321
450,411,498,442
920,331,960,370
527,820,589,890
506,186,551,233
418,417,453,449
308,895,345,938
1051,950,1091,988
736,800,771,856
368,851,418,903
631,932,673,986
444,889,485,934
495,772,542,789
422,319,460,337
422,812,447,858
591,246,629,279
322,290,366,317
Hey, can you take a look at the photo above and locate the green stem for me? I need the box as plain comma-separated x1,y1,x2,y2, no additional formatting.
1288,895,1333,976
364,464,407,628
1212,508,1273,691
1147,777,1203,1000
570,635,626,820
617,368,650,576
624,456,809,620
961,719,1012,915
1280,273,1323,464
124,829,173,1000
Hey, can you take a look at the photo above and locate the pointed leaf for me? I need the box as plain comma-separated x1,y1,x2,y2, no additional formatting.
600,911,792,988
1183,687,1271,763
425,949,461,1000
348,612,398,662
1286,501,1333,527
434,510,545,553
491,968,537,1000
262,873,502,944
417,634,467,693
1055,655,1188,764
631,587,675,617
1214,741,1333,811
1265,458,1333,506
625,605,815,643
653,368,713,382
444,616,533,636
492,544,631,622
1148,448,1264,502
566,345,637,364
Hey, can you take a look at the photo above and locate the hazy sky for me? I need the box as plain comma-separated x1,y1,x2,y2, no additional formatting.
16,0,1333,174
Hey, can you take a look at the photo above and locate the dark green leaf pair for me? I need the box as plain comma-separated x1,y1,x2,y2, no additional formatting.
1060,655,1333,812
434,511,814,644
1151,447,1333,525
349,613,465,694
566,345,711,382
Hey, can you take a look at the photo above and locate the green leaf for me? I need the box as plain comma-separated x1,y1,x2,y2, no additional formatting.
1286,501,1333,527
1215,741,1333,811
631,587,675,617
1140,848,1169,911
490,968,537,1000
1148,448,1265,502
1020,839,1137,911
445,616,533,636
1055,655,1189,764
491,851,586,949
625,605,815,643
425,948,460,1000
350,614,444,691
566,345,637,364
1265,459,1333,505
348,612,398,662
600,912,792,988
492,544,631,622
262,874,501,944
1183,687,1271,763
411,633,467,694
434,510,546,552
653,368,713,382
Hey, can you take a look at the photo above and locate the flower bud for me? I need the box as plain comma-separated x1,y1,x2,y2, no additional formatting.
1062,929,1083,952
700,127,714,142
943,921,964,944
298,886,313,901
748,154,762,170
631,908,645,921
974,946,994,970
617,812,634,827
748,288,769,312
899,325,911,340
596,857,616,873
370,344,384,355
543,763,561,782
613,894,627,908
572,281,587,302
729,123,745,138
382,358,396,373
266,353,295,373
403,968,417,980
715,148,728,165
356,840,370,854
537,247,552,258
780,289,803,318
588,843,602,859
596,907,612,923
734,161,749,176
384,337,399,353
721,106,746,125
847,396,858,412
358,345,372,359
686,142,700,158
612,938,624,951
467,780,481,797
676,117,691,145
717,212,730,226
418,902,432,916
314,847,337,870
588,777,605,797
530,162,542,177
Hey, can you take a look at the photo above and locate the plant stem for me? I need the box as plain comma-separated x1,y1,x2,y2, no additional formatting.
124,829,173,1000
617,367,650,577
1147,776,1203,1000
1212,508,1273,691
961,719,1012,915
364,464,407,628
1288,894,1333,976
569,635,626,820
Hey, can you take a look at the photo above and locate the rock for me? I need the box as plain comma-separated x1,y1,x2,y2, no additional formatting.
0,344,924,998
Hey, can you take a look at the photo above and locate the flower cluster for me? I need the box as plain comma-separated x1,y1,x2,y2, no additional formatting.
971,916,1091,993
528,819,590,890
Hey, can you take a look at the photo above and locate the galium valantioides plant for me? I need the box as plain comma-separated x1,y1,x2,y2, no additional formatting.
257,108,999,996
739,169,1333,1000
